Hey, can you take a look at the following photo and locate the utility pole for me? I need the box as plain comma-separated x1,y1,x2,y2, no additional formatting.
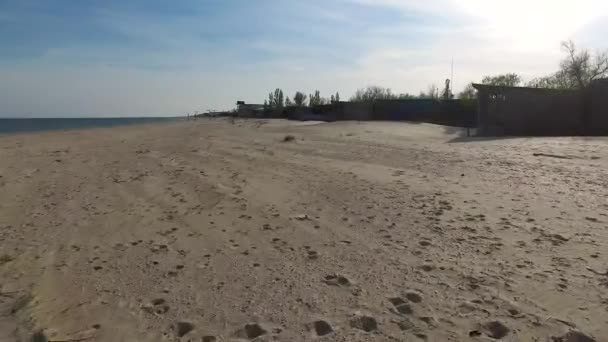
451,58,454,99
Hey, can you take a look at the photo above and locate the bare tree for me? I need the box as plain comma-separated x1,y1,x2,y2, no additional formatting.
419,84,439,99
350,86,398,102
528,41,608,89
458,83,477,99
560,40,608,88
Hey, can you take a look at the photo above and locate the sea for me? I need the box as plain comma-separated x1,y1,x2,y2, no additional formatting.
0,117,179,135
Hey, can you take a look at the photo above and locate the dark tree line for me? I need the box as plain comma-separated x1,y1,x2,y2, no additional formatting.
264,89,340,109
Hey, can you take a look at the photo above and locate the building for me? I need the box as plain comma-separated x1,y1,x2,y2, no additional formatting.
236,101,265,118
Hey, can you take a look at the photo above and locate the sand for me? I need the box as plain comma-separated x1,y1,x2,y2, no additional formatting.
0,118,607,342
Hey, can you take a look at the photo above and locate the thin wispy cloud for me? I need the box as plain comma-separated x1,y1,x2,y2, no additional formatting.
0,0,606,117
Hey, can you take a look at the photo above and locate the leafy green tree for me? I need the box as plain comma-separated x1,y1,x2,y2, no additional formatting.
335,92,340,102
285,96,293,107
268,92,274,108
293,92,307,106
273,88,284,108
309,90,324,106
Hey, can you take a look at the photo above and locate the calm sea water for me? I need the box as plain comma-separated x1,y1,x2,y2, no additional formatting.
0,117,179,135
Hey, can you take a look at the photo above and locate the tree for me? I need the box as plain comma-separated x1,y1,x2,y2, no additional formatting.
335,92,340,102
273,88,284,108
397,93,416,99
294,92,307,106
263,99,269,110
285,96,293,107
529,40,608,89
309,90,324,106
481,73,522,87
527,71,572,89
561,40,608,88
350,86,398,102
268,92,275,108
441,79,454,100
419,84,439,99
458,83,477,99
330,95,335,103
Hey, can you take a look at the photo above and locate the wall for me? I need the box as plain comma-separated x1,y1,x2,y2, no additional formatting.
336,99,476,127
475,85,583,136
590,79,608,135
286,106,336,121
341,102,374,121
373,99,438,121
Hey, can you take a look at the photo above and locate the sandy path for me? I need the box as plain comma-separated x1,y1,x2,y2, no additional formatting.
0,119,607,341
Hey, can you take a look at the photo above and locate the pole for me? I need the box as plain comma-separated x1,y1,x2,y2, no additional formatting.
451,58,454,97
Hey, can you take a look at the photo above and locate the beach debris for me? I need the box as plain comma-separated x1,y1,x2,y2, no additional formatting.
293,214,310,221
532,153,572,159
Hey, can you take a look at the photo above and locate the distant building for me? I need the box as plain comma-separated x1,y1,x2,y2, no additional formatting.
236,101,265,117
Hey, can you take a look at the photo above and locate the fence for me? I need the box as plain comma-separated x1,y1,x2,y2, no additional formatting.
474,81,608,136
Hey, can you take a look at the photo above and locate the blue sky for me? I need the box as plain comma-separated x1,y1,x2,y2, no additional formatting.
1,0,607,117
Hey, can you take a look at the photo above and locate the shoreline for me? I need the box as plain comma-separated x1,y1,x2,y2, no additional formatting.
0,116,183,136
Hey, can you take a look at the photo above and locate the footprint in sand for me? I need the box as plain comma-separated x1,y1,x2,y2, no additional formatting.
323,274,351,287
469,321,510,339
235,323,267,340
350,315,379,333
309,320,334,337
306,250,319,260
142,298,169,315
389,297,414,315
173,321,195,337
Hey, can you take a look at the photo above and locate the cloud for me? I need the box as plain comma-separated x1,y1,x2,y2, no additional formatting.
2,0,607,117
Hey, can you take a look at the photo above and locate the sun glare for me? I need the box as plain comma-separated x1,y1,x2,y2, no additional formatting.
456,0,607,49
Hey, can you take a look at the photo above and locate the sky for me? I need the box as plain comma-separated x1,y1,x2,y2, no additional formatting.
1,0,607,117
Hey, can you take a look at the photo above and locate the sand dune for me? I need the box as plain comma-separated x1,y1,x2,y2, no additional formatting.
0,118,607,341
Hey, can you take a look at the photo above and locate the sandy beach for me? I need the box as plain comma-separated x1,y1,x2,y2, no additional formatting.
1,118,607,341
